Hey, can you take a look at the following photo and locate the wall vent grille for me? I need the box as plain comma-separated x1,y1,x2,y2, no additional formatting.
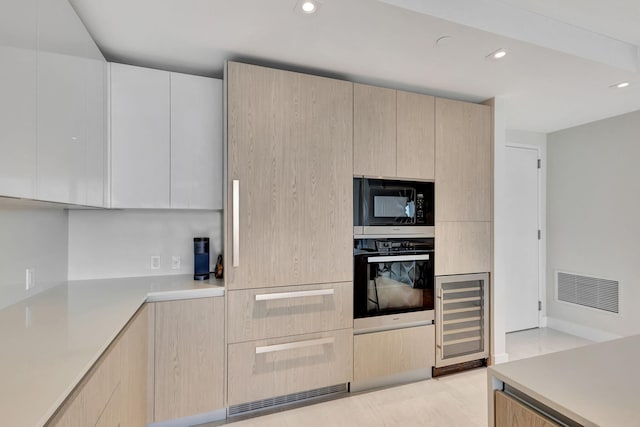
556,271,619,314
228,383,347,417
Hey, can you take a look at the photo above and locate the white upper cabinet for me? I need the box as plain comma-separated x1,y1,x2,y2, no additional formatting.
109,63,171,209
0,0,37,199
0,0,106,206
109,63,222,209
170,73,223,209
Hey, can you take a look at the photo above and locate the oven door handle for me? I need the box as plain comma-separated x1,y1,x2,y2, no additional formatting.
367,254,430,263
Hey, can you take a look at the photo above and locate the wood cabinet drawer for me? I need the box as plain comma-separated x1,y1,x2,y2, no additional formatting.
354,324,434,382
227,329,353,406
495,391,560,427
227,282,353,343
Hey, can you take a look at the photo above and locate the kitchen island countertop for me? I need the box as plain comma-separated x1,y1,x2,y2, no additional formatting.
0,275,224,427
488,334,640,426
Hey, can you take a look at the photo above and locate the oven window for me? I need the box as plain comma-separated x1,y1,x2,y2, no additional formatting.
366,260,431,314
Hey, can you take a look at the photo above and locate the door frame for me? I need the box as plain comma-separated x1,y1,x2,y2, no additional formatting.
504,143,544,329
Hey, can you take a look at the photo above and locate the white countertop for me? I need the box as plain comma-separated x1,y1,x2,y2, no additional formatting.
489,335,640,426
0,275,224,427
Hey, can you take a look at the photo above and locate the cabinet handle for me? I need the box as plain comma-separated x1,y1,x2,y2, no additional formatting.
255,337,335,354
232,179,240,267
255,289,334,301
367,254,430,263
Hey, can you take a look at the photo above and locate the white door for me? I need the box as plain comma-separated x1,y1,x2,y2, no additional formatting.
505,145,540,332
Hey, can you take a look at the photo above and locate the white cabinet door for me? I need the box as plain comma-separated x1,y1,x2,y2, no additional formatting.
170,73,222,209
110,63,170,208
36,51,87,205
0,0,37,199
85,58,107,207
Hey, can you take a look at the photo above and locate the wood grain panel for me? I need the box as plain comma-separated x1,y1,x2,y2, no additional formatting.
146,302,155,424
154,298,225,422
227,329,353,406
226,62,353,290
435,98,491,221
228,282,352,343
435,221,491,275
397,91,435,180
495,391,560,427
95,385,121,427
353,83,396,177
120,305,148,427
47,338,121,427
354,325,434,382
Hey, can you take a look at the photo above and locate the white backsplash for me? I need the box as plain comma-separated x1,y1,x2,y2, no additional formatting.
68,209,222,280
0,203,69,309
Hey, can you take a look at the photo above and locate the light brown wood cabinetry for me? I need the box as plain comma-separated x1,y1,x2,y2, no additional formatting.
227,329,353,406
435,97,491,222
353,85,435,180
227,282,352,343
153,297,225,422
353,325,434,382
226,61,353,290
120,304,148,426
435,221,491,275
353,83,397,177
47,305,148,427
397,90,435,180
495,391,560,427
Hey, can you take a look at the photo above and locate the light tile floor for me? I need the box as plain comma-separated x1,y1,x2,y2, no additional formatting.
201,328,593,427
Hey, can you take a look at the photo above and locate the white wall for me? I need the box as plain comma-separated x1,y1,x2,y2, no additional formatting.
0,201,68,309
505,129,547,327
547,110,640,339
68,210,222,280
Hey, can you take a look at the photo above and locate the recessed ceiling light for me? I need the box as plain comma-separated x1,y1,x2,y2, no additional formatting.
615,81,630,88
301,1,316,13
492,49,507,59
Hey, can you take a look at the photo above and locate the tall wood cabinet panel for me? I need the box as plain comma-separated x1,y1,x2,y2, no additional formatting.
353,83,396,177
435,98,491,221
435,221,491,275
226,62,353,290
170,73,223,209
397,90,435,180
0,0,37,199
154,297,225,422
110,63,171,208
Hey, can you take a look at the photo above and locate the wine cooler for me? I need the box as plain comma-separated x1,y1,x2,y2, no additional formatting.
435,273,489,368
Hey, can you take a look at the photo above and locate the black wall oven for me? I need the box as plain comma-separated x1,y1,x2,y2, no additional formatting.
354,178,434,237
353,238,434,331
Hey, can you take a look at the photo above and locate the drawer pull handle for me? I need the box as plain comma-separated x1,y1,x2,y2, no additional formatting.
255,289,334,301
368,254,430,263
255,337,335,354
232,179,240,267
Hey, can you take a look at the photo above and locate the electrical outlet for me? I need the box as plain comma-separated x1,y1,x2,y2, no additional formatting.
151,256,161,270
25,268,34,291
171,256,181,270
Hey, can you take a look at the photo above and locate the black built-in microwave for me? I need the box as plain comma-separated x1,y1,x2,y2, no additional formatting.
353,178,434,236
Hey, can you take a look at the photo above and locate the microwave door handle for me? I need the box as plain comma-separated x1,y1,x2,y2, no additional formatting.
367,254,430,263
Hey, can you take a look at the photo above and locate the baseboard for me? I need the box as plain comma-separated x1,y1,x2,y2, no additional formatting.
148,408,226,427
491,353,509,365
539,316,548,328
350,368,431,393
546,317,622,342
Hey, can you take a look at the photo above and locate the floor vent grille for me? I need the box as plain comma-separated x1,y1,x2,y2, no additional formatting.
556,271,619,314
228,383,347,417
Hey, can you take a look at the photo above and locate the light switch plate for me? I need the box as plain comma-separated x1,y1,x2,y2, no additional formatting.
151,256,161,269
171,256,181,270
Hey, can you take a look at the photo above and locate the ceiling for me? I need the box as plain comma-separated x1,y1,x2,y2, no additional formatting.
68,0,640,133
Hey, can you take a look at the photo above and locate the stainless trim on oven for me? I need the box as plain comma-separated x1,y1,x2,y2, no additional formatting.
354,311,434,334
359,226,435,237
367,254,430,263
